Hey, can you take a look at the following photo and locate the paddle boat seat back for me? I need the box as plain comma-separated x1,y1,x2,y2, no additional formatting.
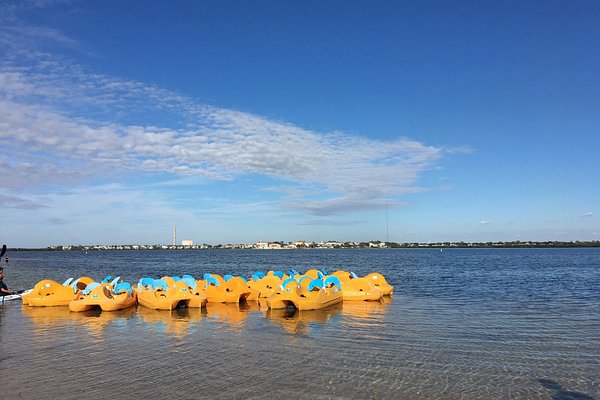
210,274,226,286
308,278,324,292
323,276,342,291
82,282,101,296
114,282,133,295
251,271,266,281
152,279,169,291
203,274,221,288
138,277,154,289
181,276,196,290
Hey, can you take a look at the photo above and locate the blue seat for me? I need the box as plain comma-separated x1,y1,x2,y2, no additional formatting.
252,273,263,281
171,276,181,281
110,276,121,287
182,274,195,281
253,271,265,279
182,276,196,290
101,276,112,284
308,278,324,291
114,282,132,294
273,271,285,279
224,274,234,281
139,277,154,287
350,271,358,279
280,277,298,291
152,279,169,291
324,276,342,291
82,282,100,295
62,277,74,286
204,274,220,287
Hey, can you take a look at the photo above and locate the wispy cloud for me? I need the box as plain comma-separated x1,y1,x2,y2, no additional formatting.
0,6,452,218
0,194,47,209
480,220,491,225
580,212,593,218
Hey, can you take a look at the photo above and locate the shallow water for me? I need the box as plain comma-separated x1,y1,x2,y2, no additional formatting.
1,248,599,399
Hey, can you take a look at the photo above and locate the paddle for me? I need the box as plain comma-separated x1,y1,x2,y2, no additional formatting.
0,244,6,259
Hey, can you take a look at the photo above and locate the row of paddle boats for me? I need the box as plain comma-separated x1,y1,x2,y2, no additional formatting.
21,269,393,312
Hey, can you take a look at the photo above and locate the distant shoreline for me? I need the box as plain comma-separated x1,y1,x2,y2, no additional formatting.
7,240,600,251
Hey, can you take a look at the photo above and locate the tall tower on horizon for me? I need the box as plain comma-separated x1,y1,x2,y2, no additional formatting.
173,225,176,246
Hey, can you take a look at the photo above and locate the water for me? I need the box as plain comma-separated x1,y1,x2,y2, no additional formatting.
1,248,599,399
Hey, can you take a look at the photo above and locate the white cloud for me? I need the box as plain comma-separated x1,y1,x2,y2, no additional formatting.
580,212,593,218
0,17,451,218
480,220,491,225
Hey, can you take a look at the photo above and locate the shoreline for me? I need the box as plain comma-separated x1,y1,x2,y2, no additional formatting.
7,240,600,251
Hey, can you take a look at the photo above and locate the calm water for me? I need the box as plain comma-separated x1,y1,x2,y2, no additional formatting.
1,248,599,399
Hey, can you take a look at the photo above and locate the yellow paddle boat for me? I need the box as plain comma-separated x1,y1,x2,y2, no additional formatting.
247,273,283,298
203,274,252,303
24,276,95,307
69,281,137,312
266,276,343,311
303,268,327,280
330,270,383,301
364,272,394,295
224,275,260,300
137,276,207,310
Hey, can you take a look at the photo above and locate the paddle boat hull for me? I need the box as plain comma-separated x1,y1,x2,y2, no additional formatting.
364,273,394,295
267,288,343,311
25,277,95,307
137,279,206,310
69,285,137,312
203,275,252,303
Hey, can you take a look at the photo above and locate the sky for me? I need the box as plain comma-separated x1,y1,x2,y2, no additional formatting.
0,0,598,247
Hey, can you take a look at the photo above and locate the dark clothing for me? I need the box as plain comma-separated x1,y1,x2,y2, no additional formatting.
0,279,9,296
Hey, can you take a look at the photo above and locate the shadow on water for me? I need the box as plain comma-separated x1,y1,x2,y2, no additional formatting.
538,379,597,400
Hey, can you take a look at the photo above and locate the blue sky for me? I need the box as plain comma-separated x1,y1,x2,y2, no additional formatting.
1,0,598,247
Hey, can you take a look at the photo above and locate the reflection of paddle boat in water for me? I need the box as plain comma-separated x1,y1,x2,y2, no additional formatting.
331,270,384,301
341,297,392,319
137,306,202,338
204,302,253,328
266,302,342,335
137,275,207,310
69,281,137,312
23,276,95,307
266,276,343,311
203,274,253,303
363,273,394,295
